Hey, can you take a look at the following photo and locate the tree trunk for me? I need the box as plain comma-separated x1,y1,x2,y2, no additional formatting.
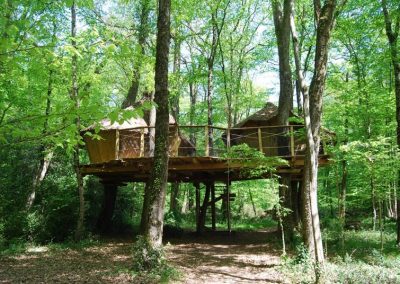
273,0,295,244
381,0,400,246
71,1,85,241
122,0,151,107
189,81,197,148
140,0,171,248
273,0,294,127
198,183,211,234
290,0,339,264
27,72,54,209
170,182,180,215
96,184,118,234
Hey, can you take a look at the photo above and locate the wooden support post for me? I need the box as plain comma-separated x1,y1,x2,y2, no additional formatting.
205,125,209,156
258,128,263,153
226,182,231,233
227,128,231,151
195,182,200,233
211,183,216,231
140,128,145,157
115,129,120,160
290,126,295,157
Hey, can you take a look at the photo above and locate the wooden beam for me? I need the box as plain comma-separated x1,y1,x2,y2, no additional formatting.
226,182,231,233
211,183,216,231
258,128,263,153
140,129,145,157
205,125,209,156
195,182,200,233
115,129,120,160
290,126,295,157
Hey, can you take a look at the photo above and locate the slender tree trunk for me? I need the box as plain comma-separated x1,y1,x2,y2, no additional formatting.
27,68,54,209
70,1,85,241
339,150,348,222
207,60,214,155
248,188,257,217
170,182,180,215
371,175,377,231
140,0,171,248
198,183,211,233
122,0,151,107
381,0,400,246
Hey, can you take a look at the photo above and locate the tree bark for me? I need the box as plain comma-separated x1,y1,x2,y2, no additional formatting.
381,0,400,246
27,68,54,210
140,0,171,248
290,0,339,264
170,182,180,215
96,184,118,234
273,0,295,243
70,1,85,241
273,0,294,126
198,183,211,234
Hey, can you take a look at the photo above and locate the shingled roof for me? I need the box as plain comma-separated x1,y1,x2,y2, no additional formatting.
234,102,279,128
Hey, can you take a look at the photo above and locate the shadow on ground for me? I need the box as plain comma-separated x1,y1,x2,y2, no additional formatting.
0,230,283,283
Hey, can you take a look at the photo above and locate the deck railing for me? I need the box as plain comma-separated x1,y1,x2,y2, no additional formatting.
113,124,308,159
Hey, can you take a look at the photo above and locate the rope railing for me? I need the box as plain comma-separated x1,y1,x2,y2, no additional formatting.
106,124,306,160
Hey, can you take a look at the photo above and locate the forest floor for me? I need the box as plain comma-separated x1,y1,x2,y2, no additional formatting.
0,229,284,283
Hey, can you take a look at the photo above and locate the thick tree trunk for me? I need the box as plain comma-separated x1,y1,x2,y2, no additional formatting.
70,1,85,241
381,0,400,246
273,0,294,127
279,174,294,243
122,0,151,107
273,0,295,243
140,0,171,248
96,184,118,234
290,0,338,264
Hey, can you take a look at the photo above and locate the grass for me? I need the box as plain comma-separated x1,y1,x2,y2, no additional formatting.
282,228,400,284
0,235,101,256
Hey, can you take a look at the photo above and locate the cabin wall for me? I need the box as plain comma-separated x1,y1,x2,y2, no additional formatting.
119,129,141,159
231,119,309,157
84,130,117,164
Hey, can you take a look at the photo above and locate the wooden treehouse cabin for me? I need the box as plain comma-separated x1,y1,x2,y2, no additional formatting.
81,103,334,233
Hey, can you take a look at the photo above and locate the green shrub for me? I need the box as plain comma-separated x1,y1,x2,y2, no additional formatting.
131,236,179,283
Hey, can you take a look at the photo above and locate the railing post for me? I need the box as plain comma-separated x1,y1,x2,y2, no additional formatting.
227,127,231,152
290,125,295,157
115,129,120,160
205,125,209,156
258,128,263,153
140,128,145,157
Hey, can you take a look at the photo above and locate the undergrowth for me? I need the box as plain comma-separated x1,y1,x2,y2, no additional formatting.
131,236,180,283
282,230,400,284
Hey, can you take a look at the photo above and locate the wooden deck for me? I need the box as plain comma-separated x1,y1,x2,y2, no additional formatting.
81,155,330,184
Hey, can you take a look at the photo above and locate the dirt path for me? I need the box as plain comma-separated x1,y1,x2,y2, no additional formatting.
167,230,283,284
0,230,284,283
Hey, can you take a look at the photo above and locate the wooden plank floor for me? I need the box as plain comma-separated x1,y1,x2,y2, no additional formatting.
80,155,330,183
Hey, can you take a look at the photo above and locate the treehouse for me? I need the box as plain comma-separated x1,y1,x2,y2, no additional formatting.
81,103,333,184
81,103,334,233
83,111,193,164
227,102,320,157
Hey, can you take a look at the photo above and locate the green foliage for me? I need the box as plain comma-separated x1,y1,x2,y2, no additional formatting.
224,144,288,178
131,236,179,282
